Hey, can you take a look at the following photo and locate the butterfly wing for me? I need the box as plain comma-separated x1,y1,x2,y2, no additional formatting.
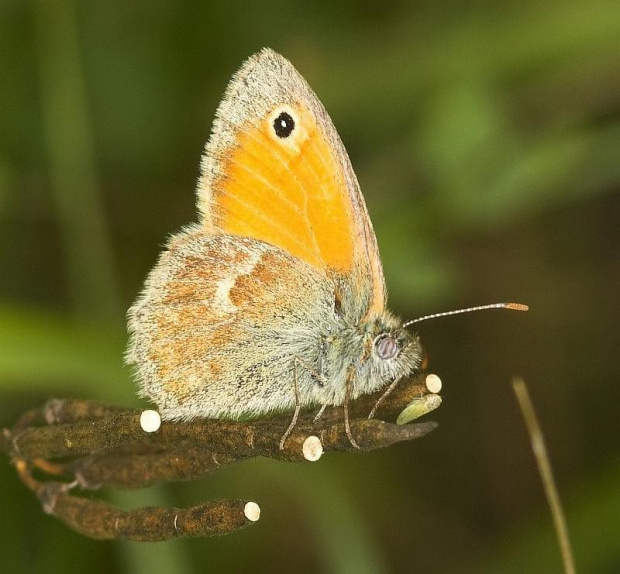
197,49,386,319
127,227,335,421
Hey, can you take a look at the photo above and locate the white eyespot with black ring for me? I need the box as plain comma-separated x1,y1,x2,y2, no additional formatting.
273,111,295,138
374,334,399,360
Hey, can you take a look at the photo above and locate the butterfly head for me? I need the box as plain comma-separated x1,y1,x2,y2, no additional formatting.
352,312,423,398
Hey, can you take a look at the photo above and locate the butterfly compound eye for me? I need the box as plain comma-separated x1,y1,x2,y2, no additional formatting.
273,111,295,138
375,335,399,360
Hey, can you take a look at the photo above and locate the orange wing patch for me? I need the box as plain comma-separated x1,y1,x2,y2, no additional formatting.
196,49,386,316
211,107,355,275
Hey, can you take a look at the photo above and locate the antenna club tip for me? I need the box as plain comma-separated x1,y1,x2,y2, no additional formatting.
506,303,529,312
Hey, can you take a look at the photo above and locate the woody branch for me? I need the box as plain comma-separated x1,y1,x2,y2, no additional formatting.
1,372,440,541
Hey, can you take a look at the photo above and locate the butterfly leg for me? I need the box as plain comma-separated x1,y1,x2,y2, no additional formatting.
368,377,402,419
294,356,327,387
344,370,360,449
313,404,328,423
279,358,303,450
280,355,329,448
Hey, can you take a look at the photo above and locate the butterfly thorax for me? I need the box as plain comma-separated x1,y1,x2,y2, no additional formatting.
313,310,423,406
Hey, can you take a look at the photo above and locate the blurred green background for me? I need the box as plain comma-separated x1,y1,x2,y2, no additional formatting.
1,1,619,572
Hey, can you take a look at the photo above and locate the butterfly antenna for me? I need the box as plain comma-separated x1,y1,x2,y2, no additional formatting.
402,302,528,328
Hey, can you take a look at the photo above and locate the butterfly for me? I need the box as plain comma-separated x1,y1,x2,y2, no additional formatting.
126,48,424,447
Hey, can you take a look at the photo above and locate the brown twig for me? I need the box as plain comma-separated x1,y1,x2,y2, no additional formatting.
40,485,256,541
2,372,441,541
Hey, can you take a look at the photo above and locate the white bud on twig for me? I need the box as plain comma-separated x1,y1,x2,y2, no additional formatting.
302,435,323,461
139,410,161,433
244,501,261,522
425,374,442,394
